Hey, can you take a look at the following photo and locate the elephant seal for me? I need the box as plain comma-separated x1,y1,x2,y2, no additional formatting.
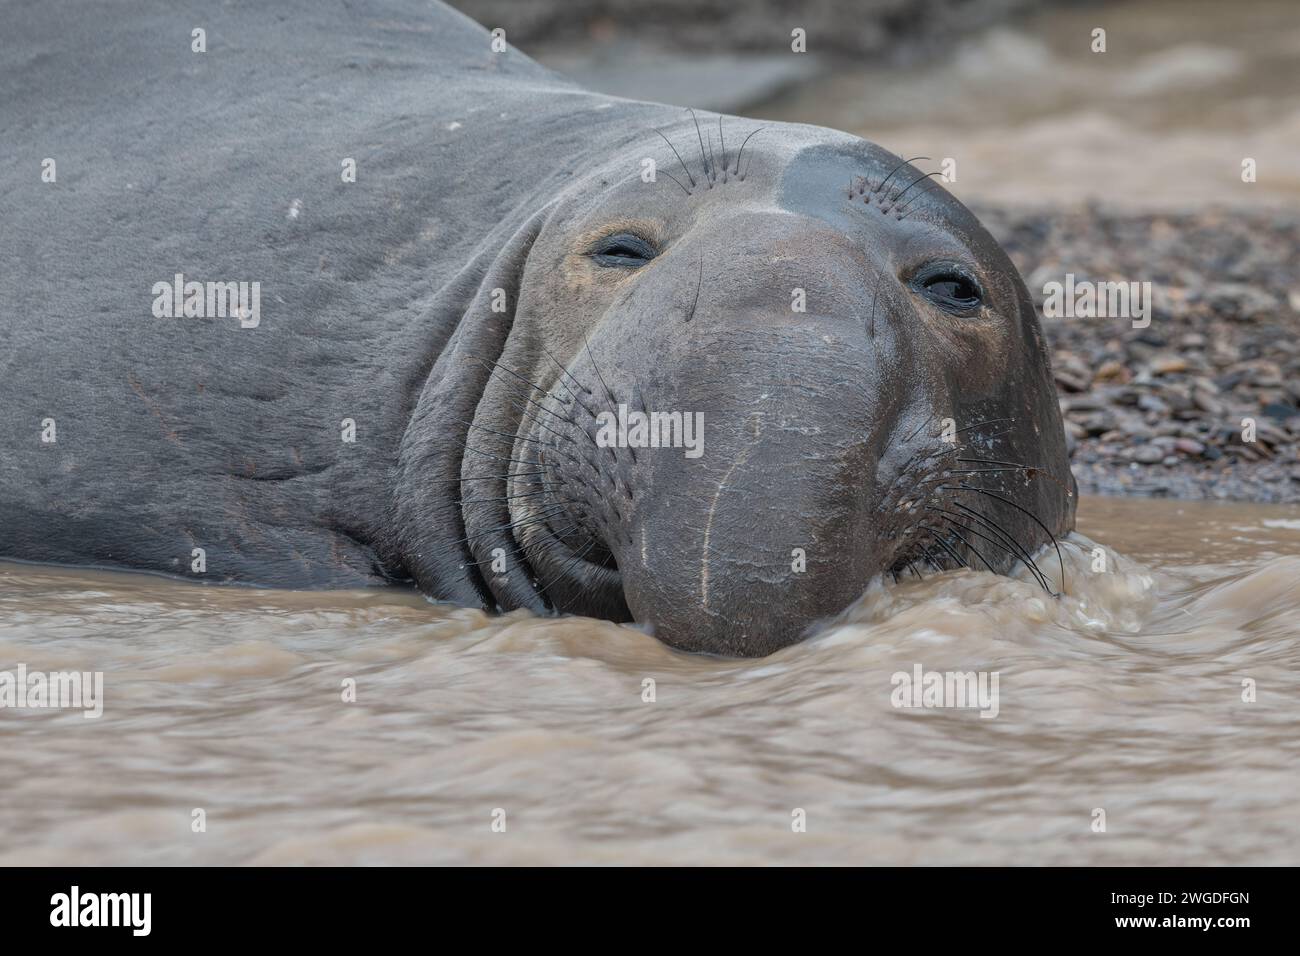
0,0,1075,655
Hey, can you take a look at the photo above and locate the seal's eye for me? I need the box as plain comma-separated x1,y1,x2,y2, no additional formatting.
912,263,984,315
590,233,656,268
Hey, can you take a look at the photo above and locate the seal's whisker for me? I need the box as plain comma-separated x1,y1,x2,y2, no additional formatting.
935,517,998,572
534,538,599,602
902,411,940,445
687,108,712,181
455,419,547,445
732,126,767,178
581,332,619,410
921,467,1028,480
451,507,569,547
440,471,544,484
685,254,703,323
472,356,564,401
954,417,1015,435
660,170,692,196
498,387,573,426
467,506,568,540
898,437,962,476
717,115,727,181
459,444,534,466
957,457,1032,469
538,343,595,398
460,488,556,505
947,491,1060,594
465,517,584,571
873,155,929,198
946,494,1055,590
930,534,969,570
935,509,1034,574
501,398,577,445
946,500,1052,589
959,457,1075,499
931,504,1050,590
653,128,696,189
891,170,944,207
896,178,944,217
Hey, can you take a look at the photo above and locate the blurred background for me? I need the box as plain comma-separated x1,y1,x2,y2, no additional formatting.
455,0,1300,502
455,0,1299,208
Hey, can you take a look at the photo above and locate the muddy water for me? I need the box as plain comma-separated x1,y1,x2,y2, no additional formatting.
2,496,1298,865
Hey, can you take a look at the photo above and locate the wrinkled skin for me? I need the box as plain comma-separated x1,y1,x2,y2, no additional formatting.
394,122,1076,656
1,1,1074,657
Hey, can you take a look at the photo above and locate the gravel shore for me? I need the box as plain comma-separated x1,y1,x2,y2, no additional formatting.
980,204,1300,502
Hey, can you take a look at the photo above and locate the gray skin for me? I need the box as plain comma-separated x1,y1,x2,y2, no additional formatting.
0,0,1075,656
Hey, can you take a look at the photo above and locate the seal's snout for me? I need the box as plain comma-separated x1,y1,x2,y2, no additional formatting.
584,379,886,657
526,343,886,656
612,445,882,656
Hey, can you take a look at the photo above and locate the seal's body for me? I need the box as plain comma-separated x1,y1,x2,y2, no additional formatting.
0,0,1075,654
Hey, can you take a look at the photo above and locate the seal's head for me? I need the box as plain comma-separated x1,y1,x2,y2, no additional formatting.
400,113,1075,656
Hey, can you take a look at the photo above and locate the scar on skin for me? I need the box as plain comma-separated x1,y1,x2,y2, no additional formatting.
700,414,763,607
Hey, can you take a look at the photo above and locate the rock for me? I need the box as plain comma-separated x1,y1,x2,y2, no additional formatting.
1161,384,1194,412
1150,354,1189,375
1204,283,1280,321
1120,419,1155,440
1256,420,1290,448
1242,360,1284,388
1094,359,1129,383
1193,389,1226,416
1075,411,1117,437
1053,359,1092,392
1137,393,1170,415
1060,394,1110,413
